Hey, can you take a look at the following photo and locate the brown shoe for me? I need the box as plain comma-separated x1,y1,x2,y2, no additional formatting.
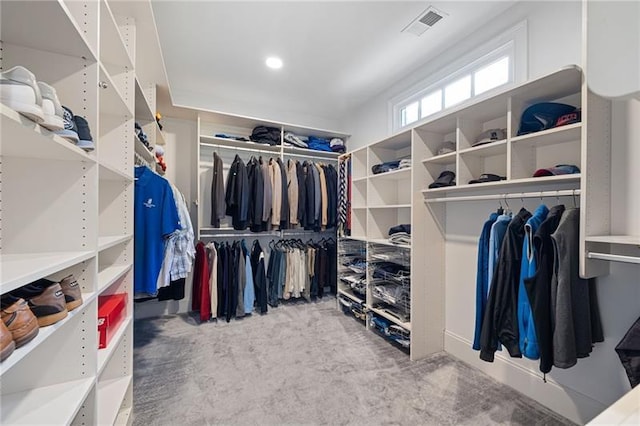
59,274,83,311
0,321,16,361
1,298,39,347
10,279,69,327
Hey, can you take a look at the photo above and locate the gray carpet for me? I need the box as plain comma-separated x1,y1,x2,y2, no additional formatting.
133,298,574,426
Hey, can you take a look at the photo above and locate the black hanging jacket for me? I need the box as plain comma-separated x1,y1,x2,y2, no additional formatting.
225,155,249,230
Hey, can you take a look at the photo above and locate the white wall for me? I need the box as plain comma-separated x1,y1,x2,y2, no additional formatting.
344,1,582,149
342,1,640,423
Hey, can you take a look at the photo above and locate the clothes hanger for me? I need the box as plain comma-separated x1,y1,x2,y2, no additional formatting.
497,199,504,215
572,190,578,208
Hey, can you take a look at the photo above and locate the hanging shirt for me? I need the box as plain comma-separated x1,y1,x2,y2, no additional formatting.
134,166,180,296
473,212,498,351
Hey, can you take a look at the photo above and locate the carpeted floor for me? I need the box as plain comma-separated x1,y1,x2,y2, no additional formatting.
133,298,574,426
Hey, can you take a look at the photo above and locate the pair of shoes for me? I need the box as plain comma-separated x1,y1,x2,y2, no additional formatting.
0,66,63,130
0,299,39,362
1,274,83,329
134,122,150,148
59,105,95,152
0,66,95,152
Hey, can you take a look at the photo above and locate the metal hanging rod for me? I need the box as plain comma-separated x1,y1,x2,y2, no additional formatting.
200,231,281,238
200,142,280,156
587,252,640,265
424,189,580,203
282,151,339,161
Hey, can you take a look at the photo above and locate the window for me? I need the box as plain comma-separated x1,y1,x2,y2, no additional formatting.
392,21,527,131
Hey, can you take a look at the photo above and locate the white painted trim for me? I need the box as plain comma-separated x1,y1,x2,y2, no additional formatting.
444,330,606,425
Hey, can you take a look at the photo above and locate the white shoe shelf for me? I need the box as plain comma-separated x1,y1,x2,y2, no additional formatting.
0,0,166,424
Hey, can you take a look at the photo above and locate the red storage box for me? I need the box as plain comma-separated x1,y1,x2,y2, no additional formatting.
98,293,127,349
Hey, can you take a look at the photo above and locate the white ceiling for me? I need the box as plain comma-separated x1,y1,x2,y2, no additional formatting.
152,1,517,124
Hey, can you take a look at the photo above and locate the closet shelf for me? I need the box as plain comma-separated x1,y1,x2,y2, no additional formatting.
510,122,582,147
98,264,132,294
421,174,581,196
343,236,368,243
0,377,95,425
98,235,133,252
97,376,133,426
135,137,156,164
368,239,411,249
134,78,155,123
200,135,281,154
369,306,411,331
352,176,368,183
98,317,132,376
0,0,97,61
338,288,364,305
100,161,134,182
0,291,97,376
0,251,95,295
282,145,340,160
368,204,411,209
585,235,640,246
458,140,507,157
99,0,134,70
99,63,133,118
422,151,456,165
0,105,96,163
368,167,411,180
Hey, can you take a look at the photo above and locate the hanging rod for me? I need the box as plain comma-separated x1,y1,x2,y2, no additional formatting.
200,231,281,238
282,151,339,161
587,252,640,265
200,141,280,156
424,189,580,203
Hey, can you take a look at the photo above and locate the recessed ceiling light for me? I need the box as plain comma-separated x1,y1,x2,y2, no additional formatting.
266,57,283,69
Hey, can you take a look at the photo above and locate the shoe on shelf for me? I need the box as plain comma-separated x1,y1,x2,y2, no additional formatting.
59,274,83,311
0,66,45,123
55,105,80,144
36,82,64,131
0,297,39,347
74,115,95,151
10,279,68,327
0,321,16,362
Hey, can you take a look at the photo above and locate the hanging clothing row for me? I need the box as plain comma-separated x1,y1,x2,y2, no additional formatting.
473,203,603,375
211,153,339,232
134,165,195,300
266,238,338,307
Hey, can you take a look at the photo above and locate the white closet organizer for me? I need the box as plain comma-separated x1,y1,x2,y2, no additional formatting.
195,111,348,239
0,0,164,423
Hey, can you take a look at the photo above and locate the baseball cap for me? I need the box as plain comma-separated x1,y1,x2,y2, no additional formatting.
517,102,578,136
532,164,580,177
473,128,506,147
437,141,456,156
468,173,506,184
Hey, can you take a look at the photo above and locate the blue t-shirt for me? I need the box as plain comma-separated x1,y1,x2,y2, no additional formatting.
134,166,181,296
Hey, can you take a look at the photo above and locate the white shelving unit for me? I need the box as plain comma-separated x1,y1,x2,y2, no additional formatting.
0,0,152,423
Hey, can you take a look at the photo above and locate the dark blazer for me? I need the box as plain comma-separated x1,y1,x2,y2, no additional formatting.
296,160,306,226
303,161,316,230
247,157,264,232
276,158,289,229
210,152,225,227
225,155,249,230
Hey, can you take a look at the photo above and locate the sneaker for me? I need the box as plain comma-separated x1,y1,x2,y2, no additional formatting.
59,274,83,311
10,279,68,327
74,115,95,151
37,82,64,130
0,321,16,362
0,66,45,123
0,297,39,347
55,106,80,144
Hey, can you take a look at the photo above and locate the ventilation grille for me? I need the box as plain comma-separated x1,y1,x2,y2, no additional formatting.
402,6,446,36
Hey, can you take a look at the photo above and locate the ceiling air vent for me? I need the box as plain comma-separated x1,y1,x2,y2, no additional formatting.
402,6,446,36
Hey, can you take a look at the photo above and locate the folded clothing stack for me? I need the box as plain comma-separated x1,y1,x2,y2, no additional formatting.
307,136,333,152
250,126,281,145
371,158,411,175
284,132,308,148
330,138,346,153
372,262,408,280
388,223,411,245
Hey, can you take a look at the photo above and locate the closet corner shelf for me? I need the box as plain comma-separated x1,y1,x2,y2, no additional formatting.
0,291,98,377
421,174,581,196
0,0,97,62
422,152,456,165
100,161,134,182
98,264,133,294
368,204,411,209
0,251,95,295
97,316,132,376
1,105,97,163
585,235,640,246
367,239,411,249
458,140,507,157
352,176,368,183
510,122,582,147
368,306,411,331
99,0,134,71
99,63,133,118
98,235,133,252
0,377,95,425
97,375,133,426
368,167,411,180
338,288,364,305
134,77,155,123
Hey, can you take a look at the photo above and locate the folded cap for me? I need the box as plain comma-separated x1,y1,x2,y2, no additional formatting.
469,173,506,184
428,170,456,189
517,102,578,136
473,128,506,147
330,138,344,147
437,141,456,156
533,164,580,177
